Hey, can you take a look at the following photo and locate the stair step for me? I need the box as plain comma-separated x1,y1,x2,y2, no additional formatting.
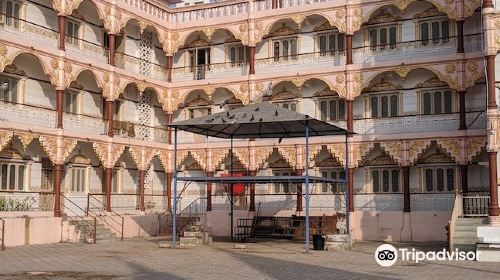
454,244,477,251
180,237,203,246
452,237,478,244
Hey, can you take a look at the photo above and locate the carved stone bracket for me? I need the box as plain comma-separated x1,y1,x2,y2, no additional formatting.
466,137,487,163
255,147,273,168
407,139,433,165
0,131,14,152
277,147,296,169
325,144,346,166
234,147,250,170
157,150,171,172
51,0,84,16
210,149,229,171
129,146,156,171
61,138,78,163
436,139,461,164
15,132,38,150
93,142,125,168
102,73,121,101
39,135,58,163
380,142,403,164
351,143,374,168
191,149,207,171
306,144,323,166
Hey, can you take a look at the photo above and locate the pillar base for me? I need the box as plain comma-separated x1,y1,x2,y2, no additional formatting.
400,212,412,242
488,206,500,217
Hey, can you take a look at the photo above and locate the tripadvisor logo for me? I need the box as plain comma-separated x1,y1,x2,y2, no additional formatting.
375,244,398,267
374,244,479,267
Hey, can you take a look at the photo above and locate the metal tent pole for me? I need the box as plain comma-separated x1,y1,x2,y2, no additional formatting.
172,128,178,248
305,121,310,253
230,137,234,242
345,131,350,234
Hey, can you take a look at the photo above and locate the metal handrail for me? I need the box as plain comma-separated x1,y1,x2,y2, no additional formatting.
60,194,97,244
86,194,124,241
0,217,5,251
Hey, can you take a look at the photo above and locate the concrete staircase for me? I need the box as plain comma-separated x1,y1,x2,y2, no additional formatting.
69,220,118,244
179,222,212,246
451,217,488,251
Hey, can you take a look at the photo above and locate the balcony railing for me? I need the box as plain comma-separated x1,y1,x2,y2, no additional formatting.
115,52,167,81
255,52,345,74
65,36,109,65
254,0,334,12
411,193,455,211
354,193,404,211
0,190,54,212
88,193,168,213
64,112,107,136
353,34,482,64
0,15,58,49
172,62,248,82
354,192,455,212
463,194,489,217
0,101,56,129
111,120,169,143
353,111,486,135
171,0,249,22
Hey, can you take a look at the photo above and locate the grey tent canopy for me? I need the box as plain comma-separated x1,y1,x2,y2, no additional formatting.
168,102,352,138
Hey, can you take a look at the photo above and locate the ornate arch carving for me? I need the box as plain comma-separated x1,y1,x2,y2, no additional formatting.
92,142,125,168
0,131,14,152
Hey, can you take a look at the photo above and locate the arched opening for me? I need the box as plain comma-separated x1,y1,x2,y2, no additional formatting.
116,21,167,80
1,53,55,128
354,2,458,64
0,136,54,211
2,0,59,48
173,29,243,81
66,0,108,63
64,70,105,134
356,68,475,134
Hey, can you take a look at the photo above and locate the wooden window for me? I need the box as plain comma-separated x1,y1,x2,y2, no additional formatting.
228,44,248,66
272,38,298,61
369,93,399,118
320,169,345,193
318,33,345,56
64,91,80,114
65,19,80,46
419,19,451,45
423,166,455,192
274,101,297,112
421,89,453,115
371,168,399,193
189,107,211,119
273,170,296,194
318,98,346,122
369,25,399,50
0,0,21,29
0,76,18,103
0,162,25,191
70,167,86,193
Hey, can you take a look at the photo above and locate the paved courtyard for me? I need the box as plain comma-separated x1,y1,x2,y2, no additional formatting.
0,239,499,280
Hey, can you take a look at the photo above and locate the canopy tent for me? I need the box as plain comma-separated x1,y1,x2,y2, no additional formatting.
170,101,349,138
168,102,353,252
